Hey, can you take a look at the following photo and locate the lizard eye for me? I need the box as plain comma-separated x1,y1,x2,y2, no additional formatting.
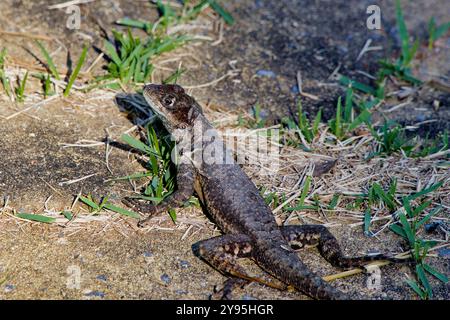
162,94,176,108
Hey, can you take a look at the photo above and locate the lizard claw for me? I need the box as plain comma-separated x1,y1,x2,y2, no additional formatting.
210,278,250,300
137,216,154,228
210,284,232,300
121,197,141,209
122,197,160,227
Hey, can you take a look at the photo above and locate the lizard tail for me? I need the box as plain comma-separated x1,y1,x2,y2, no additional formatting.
328,253,414,269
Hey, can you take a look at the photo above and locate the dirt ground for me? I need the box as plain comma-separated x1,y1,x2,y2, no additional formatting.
0,0,449,300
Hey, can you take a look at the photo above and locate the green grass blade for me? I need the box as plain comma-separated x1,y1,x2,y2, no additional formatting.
64,45,88,97
298,176,311,207
121,133,159,156
373,183,396,210
407,180,444,201
363,208,372,236
116,18,152,32
104,40,122,67
103,203,140,219
423,263,449,283
433,21,450,41
163,68,185,84
416,206,441,229
0,72,10,97
405,279,426,299
388,178,397,198
207,0,234,25
411,200,432,217
339,75,376,95
416,264,432,298
312,108,322,135
428,17,436,49
334,96,342,139
35,41,60,80
348,109,371,131
389,223,407,239
344,86,353,122
398,212,415,246
395,0,410,65
402,197,413,217
16,213,56,224
328,193,340,210
286,176,312,211
148,126,162,155
168,208,177,223
79,196,100,210
121,43,143,69
21,71,28,93
16,71,28,102
62,211,73,221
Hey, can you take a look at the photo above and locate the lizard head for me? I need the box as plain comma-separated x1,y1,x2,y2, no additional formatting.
142,84,203,130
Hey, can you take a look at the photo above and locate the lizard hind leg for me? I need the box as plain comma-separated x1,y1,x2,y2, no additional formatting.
281,225,410,269
192,234,285,299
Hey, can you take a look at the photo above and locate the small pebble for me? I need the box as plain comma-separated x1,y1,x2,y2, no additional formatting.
96,275,107,282
160,273,171,285
255,0,264,8
425,222,441,233
256,70,276,78
84,290,105,298
143,251,153,258
179,260,190,269
257,108,270,120
433,100,440,110
175,290,188,295
337,45,348,55
415,114,426,122
4,284,15,293
438,248,450,258
241,295,257,300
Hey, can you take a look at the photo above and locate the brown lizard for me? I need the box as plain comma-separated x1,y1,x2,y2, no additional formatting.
124,84,409,300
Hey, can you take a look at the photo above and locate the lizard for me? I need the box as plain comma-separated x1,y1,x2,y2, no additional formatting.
123,84,409,300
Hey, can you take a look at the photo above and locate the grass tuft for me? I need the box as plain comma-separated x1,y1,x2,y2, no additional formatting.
15,71,29,102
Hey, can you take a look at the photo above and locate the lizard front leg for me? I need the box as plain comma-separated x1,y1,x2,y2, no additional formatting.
281,225,411,269
193,234,285,299
123,161,195,227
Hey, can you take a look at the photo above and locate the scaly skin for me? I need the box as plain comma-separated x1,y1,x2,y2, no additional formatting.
124,84,409,300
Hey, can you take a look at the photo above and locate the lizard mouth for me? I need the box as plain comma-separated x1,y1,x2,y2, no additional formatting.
142,84,165,115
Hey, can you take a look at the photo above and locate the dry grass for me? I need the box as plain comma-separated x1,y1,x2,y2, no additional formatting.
1,97,448,239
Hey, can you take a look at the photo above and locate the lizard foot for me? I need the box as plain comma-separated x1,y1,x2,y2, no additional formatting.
211,278,250,300
281,224,414,269
122,197,163,227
